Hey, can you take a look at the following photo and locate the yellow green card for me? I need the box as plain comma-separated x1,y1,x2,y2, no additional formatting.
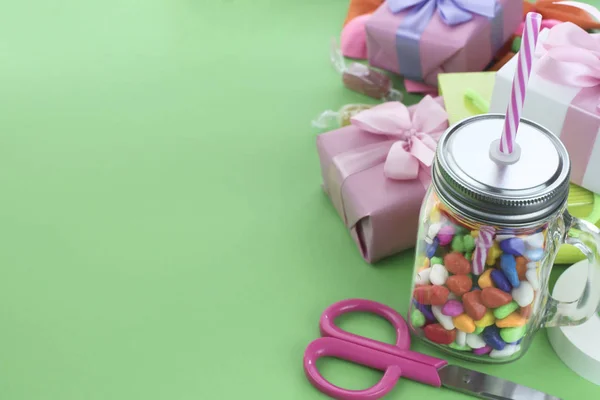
438,72,497,125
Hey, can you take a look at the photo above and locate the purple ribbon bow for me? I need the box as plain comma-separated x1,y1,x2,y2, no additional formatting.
387,0,500,81
388,0,497,26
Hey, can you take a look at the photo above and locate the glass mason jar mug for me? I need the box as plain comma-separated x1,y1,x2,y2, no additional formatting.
408,114,600,363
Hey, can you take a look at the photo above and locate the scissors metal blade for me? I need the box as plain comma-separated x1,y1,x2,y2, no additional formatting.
438,365,562,400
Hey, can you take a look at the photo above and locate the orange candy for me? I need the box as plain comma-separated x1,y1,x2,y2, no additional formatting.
516,257,527,281
496,312,527,328
453,314,476,333
478,269,495,289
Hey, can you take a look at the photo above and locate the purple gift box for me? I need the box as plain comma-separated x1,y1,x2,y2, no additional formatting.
316,96,448,263
366,0,523,86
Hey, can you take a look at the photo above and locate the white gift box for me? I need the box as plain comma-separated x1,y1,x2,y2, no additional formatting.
489,29,600,194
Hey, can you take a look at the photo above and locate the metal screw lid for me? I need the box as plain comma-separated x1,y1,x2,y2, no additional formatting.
432,114,571,227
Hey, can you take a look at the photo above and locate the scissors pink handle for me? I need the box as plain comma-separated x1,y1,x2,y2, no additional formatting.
303,299,447,400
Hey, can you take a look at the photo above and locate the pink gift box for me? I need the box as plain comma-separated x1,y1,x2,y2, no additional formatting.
316,97,447,263
365,0,522,86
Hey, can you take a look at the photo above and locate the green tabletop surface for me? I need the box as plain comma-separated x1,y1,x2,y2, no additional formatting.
1,1,599,399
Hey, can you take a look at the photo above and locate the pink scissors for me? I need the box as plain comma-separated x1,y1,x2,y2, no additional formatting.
303,299,559,400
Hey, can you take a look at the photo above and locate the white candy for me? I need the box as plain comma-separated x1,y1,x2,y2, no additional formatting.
427,223,442,239
425,237,433,244
490,344,518,359
525,232,545,249
429,264,448,285
416,268,431,285
496,234,516,242
525,248,544,261
527,261,538,269
432,305,455,330
526,269,540,291
456,331,467,347
466,333,487,349
512,281,535,307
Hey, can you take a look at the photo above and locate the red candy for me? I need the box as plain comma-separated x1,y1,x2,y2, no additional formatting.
446,275,472,296
414,285,449,306
462,290,487,321
481,287,512,308
424,324,456,345
444,252,471,275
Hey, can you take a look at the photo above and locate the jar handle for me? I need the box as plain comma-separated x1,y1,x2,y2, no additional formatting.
543,211,600,328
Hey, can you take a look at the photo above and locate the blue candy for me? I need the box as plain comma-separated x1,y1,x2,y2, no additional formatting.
426,237,439,258
499,237,526,256
491,269,513,292
413,300,435,322
525,248,544,262
500,254,520,288
510,338,523,345
482,326,506,350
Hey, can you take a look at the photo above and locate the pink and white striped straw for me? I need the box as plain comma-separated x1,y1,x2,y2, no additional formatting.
472,226,495,276
499,12,542,154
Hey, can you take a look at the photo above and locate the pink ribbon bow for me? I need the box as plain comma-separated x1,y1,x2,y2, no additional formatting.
536,22,600,106
350,95,449,187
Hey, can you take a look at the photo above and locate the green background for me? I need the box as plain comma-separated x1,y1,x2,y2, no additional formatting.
0,1,598,399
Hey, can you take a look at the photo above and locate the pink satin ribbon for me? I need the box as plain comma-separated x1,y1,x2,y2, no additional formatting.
349,95,449,187
536,22,600,100
327,96,448,226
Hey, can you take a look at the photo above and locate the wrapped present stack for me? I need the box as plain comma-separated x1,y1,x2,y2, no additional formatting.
315,0,600,264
